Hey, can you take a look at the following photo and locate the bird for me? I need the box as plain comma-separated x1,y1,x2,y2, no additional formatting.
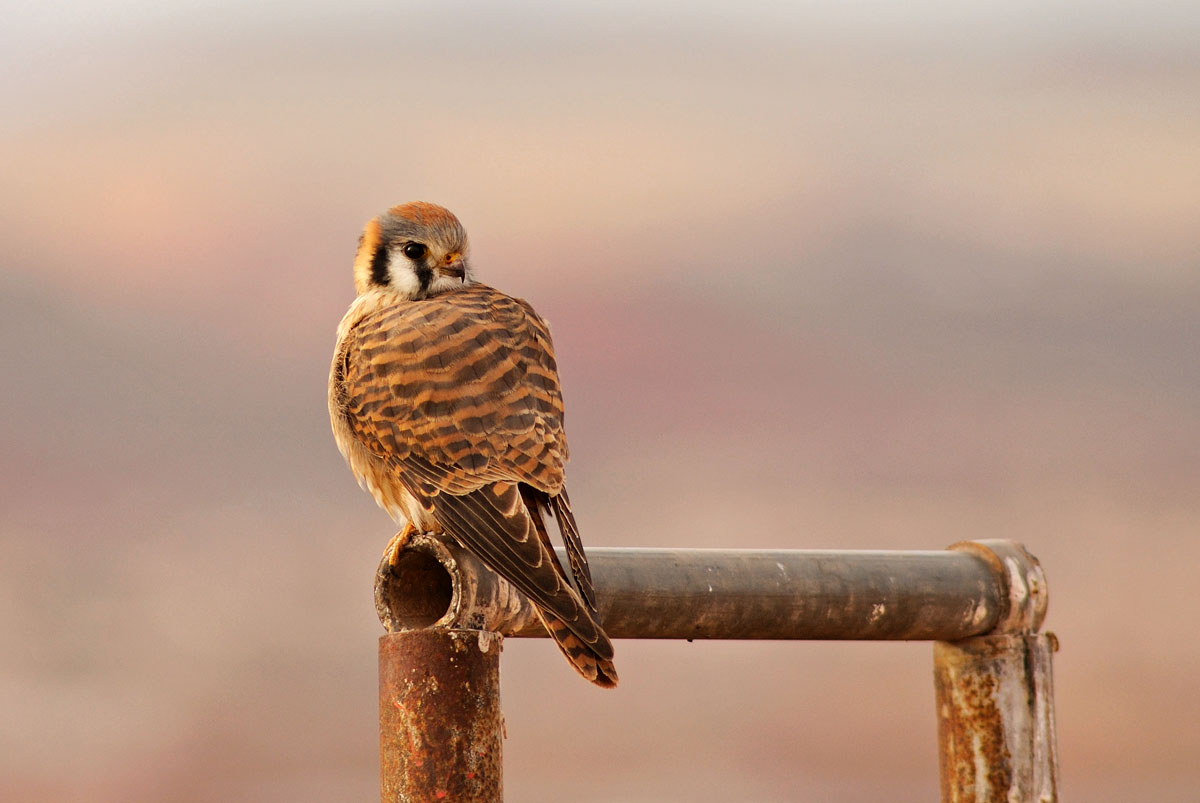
328,201,617,688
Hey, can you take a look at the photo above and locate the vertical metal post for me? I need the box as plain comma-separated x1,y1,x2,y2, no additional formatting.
379,630,504,802
934,634,1059,803
934,541,1059,802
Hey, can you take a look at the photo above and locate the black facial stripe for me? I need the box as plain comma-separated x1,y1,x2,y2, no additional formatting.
369,241,390,286
415,264,433,293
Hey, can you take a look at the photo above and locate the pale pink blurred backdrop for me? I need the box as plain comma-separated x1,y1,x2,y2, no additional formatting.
2,3,1198,800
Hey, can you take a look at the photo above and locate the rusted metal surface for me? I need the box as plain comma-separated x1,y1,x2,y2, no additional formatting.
377,539,1007,642
375,533,540,635
560,547,1005,640
934,633,1059,803
379,629,503,802
373,536,1058,802
949,540,1048,634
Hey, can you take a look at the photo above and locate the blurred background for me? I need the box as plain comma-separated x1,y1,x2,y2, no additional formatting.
2,1,1198,800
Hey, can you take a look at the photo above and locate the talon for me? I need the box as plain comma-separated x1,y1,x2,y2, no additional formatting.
384,522,418,568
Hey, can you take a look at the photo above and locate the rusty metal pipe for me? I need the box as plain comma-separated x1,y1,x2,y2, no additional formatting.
376,538,1037,642
531,546,1007,641
379,629,503,802
934,633,1060,802
374,538,1056,801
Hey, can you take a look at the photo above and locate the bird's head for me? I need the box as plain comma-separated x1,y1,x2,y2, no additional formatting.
352,202,472,298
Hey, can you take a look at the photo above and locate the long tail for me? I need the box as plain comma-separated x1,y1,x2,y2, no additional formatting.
539,610,619,688
548,488,597,610
425,476,618,688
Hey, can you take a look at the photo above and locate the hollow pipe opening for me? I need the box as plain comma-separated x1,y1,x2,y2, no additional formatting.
375,546,454,631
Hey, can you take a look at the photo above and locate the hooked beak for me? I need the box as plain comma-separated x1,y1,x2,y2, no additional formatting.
437,254,466,281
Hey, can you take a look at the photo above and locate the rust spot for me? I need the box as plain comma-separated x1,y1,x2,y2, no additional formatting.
935,637,1025,801
380,630,503,800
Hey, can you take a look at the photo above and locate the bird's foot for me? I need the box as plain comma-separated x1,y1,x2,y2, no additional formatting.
383,523,418,568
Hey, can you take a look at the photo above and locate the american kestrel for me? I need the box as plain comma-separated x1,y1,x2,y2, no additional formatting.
329,202,617,688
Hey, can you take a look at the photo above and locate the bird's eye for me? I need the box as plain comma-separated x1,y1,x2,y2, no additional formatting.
402,243,427,260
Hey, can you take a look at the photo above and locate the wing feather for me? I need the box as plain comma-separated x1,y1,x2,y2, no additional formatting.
430,480,613,659
549,488,597,611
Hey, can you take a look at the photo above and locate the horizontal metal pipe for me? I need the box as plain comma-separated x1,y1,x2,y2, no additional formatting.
509,546,1007,641
371,540,1052,801
375,540,1043,642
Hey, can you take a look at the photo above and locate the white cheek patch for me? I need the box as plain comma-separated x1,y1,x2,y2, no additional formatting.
386,253,423,298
